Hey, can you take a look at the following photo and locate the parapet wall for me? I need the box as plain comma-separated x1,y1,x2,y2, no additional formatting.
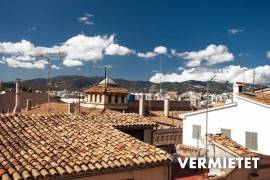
128,100,191,111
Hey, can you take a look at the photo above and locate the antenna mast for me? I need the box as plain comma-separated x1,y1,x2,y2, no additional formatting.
47,57,52,113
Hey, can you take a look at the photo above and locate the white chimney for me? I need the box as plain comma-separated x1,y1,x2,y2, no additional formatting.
164,98,170,117
13,79,21,113
139,94,145,116
233,82,244,102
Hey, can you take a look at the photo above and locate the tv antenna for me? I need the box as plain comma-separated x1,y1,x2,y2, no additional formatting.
35,50,64,113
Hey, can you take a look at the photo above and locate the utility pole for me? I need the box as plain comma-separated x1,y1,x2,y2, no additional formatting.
204,74,216,178
159,56,162,94
47,58,52,113
253,70,256,93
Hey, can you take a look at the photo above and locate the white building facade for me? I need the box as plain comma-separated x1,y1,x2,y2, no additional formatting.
181,83,270,155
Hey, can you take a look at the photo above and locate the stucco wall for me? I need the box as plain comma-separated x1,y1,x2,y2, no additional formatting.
183,95,270,155
74,166,169,180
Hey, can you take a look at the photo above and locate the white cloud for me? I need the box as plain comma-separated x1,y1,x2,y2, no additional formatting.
51,64,61,70
137,52,157,59
266,51,270,59
228,28,244,35
0,34,135,68
154,46,167,54
137,46,168,59
175,44,234,67
0,39,35,56
105,43,135,56
4,57,47,69
63,59,84,67
77,13,94,25
150,65,270,84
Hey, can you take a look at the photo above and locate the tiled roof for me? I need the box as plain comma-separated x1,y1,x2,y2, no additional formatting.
0,113,171,179
90,111,156,127
84,84,128,94
208,134,259,157
238,93,270,106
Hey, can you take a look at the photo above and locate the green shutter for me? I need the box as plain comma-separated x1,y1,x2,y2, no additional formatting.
245,131,258,151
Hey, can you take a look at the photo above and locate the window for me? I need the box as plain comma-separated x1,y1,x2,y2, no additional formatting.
121,95,125,103
99,95,102,103
108,95,112,104
89,95,92,102
92,95,95,102
115,95,118,104
246,131,258,151
192,125,201,139
221,128,231,138
95,94,97,102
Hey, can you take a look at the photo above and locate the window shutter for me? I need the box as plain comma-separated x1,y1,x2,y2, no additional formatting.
221,128,231,138
192,125,201,139
245,131,258,151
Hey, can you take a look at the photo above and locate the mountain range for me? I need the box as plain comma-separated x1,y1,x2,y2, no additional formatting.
1,75,264,94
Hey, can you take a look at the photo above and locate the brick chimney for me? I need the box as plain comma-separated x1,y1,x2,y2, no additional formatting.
13,79,21,113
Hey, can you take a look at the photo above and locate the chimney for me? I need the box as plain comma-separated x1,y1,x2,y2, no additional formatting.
139,94,145,116
13,79,21,113
164,98,170,117
26,99,32,111
68,103,75,113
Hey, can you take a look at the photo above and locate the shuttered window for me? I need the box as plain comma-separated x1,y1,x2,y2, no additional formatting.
192,125,201,139
221,128,231,138
245,131,258,151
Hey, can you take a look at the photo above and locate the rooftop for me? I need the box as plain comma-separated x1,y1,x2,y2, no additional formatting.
208,134,259,157
89,111,156,127
0,113,171,179
238,92,270,106
84,78,128,94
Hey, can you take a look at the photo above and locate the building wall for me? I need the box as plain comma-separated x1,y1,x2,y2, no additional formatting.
83,93,128,109
183,95,270,155
75,166,169,180
0,92,50,113
128,100,190,111
153,128,182,146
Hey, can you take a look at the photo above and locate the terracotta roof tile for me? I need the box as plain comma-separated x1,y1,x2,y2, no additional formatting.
208,134,259,157
239,93,270,106
0,113,170,179
84,84,128,94
89,111,156,127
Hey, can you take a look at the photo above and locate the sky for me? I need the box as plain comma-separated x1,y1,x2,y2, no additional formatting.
0,0,270,84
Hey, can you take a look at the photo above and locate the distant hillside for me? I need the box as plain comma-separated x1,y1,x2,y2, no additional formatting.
2,75,262,94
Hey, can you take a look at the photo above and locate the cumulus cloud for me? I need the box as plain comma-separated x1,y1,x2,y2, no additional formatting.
150,65,270,84
77,13,94,25
137,46,168,59
137,52,157,59
154,46,167,54
63,59,84,67
3,57,48,69
105,43,135,56
0,34,134,68
174,44,234,67
51,64,60,70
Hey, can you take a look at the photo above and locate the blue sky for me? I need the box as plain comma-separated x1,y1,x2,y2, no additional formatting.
0,0,270,83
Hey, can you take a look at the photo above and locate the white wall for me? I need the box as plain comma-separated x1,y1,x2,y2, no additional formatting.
183,95,270,155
